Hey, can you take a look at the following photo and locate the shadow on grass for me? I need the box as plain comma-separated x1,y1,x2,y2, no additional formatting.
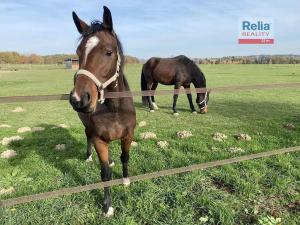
8,124,86,180
6,124,106,208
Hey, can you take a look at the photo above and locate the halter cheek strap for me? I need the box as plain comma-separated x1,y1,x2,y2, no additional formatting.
199,91,208,110
74,50,121,104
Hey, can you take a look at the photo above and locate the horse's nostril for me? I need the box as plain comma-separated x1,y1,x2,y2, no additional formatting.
80,92,91,108
70,95,79,105
86,92,91,102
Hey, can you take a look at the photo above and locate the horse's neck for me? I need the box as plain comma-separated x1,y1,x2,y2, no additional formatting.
192,77,205,88
102,73,128,110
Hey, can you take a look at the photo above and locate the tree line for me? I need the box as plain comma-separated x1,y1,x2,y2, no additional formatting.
193,55,300,64
1,52,299,65
0,52,140,64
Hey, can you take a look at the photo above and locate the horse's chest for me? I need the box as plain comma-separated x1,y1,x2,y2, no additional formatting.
91,116,125,141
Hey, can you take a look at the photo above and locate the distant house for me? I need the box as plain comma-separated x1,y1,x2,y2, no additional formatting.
65,59,79,70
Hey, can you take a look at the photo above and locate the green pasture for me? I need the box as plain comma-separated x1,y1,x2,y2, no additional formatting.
0,64,299,225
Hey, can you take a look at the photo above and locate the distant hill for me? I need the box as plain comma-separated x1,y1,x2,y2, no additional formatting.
0,52,140,64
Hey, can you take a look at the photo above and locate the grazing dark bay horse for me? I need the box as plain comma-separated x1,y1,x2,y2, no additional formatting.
69,6,136,217
141,55,209,115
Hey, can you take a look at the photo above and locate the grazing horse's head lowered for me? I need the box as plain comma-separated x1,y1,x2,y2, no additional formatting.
70,6,122,113
196,90,210,114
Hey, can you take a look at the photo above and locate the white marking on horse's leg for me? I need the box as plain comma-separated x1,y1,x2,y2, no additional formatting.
123,178,131,187
104,207,114,217
150,110,155,113
86,155,93,162
152,103,159,110
73,91,81,101
109,161,115,167
192,111,197,114
84,36,100,65
173,112,179,116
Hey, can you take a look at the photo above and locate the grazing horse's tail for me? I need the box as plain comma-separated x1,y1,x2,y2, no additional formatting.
141,67,148,105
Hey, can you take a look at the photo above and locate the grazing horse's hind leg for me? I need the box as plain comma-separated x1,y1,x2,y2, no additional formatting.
121,135,133,187
147,83,155,112
93,138,113,217
151,82,159,110
172,83,181,116
184,84,197,113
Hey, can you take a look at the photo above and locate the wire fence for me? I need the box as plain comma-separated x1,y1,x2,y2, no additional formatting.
0,82,299,103
1,146,299,208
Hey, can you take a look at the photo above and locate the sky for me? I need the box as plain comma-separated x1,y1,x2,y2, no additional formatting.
0,0,299,58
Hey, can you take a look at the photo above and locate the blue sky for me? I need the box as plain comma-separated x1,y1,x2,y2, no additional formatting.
0,0,299,58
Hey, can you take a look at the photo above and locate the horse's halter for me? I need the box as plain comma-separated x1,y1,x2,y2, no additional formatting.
74,49,121,104
198,91,208,110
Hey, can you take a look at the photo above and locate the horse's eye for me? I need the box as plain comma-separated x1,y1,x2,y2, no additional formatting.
106,50,113,56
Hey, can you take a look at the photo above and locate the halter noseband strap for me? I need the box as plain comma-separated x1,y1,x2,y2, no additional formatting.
74,50,121,104
199,91,208,110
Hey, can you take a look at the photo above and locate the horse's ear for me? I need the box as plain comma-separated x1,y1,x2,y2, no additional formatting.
72,11,89,34
102,6,113,31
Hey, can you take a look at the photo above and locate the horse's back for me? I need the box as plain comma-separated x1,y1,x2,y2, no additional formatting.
143,55,198,85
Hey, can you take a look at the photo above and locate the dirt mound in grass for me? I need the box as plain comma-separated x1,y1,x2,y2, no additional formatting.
131,141,138,147
157,141,169,149
0,124,11,128
177,131,193,138
138,121,147,127
212,133,227,142
1,149,17,159
140,132,157,140
283,123,296,130
12,107,25,113
234,133,251,141
1,136,23,145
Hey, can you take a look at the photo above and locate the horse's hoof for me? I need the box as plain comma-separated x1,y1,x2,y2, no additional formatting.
109,161,115,167
85,155,93,162
123,178,131,187
150,110,155,113
104,207,114,217
192,111,197,114
173,112,179,116
152,103,159,110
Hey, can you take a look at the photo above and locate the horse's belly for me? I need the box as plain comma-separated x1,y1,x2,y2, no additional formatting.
153,65,176,85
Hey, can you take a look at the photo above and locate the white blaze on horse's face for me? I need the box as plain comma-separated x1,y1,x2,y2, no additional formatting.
83,36,100,65
72,91,81,101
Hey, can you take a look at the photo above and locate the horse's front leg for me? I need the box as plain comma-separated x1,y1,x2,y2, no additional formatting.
93,138,113,217
121,135,133,187
172,83,181,116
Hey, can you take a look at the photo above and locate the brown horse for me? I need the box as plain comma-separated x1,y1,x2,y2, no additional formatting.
141,55,209,115
69,6,136,217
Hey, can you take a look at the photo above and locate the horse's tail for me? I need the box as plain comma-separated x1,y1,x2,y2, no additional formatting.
141,66,148,105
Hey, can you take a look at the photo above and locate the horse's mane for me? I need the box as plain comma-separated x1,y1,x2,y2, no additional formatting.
80,20,125,73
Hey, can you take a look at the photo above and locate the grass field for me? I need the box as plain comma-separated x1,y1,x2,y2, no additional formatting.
0,64,299,225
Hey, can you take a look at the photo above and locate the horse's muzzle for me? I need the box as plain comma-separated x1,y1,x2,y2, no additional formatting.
69,91,93,113
200,106,208,114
